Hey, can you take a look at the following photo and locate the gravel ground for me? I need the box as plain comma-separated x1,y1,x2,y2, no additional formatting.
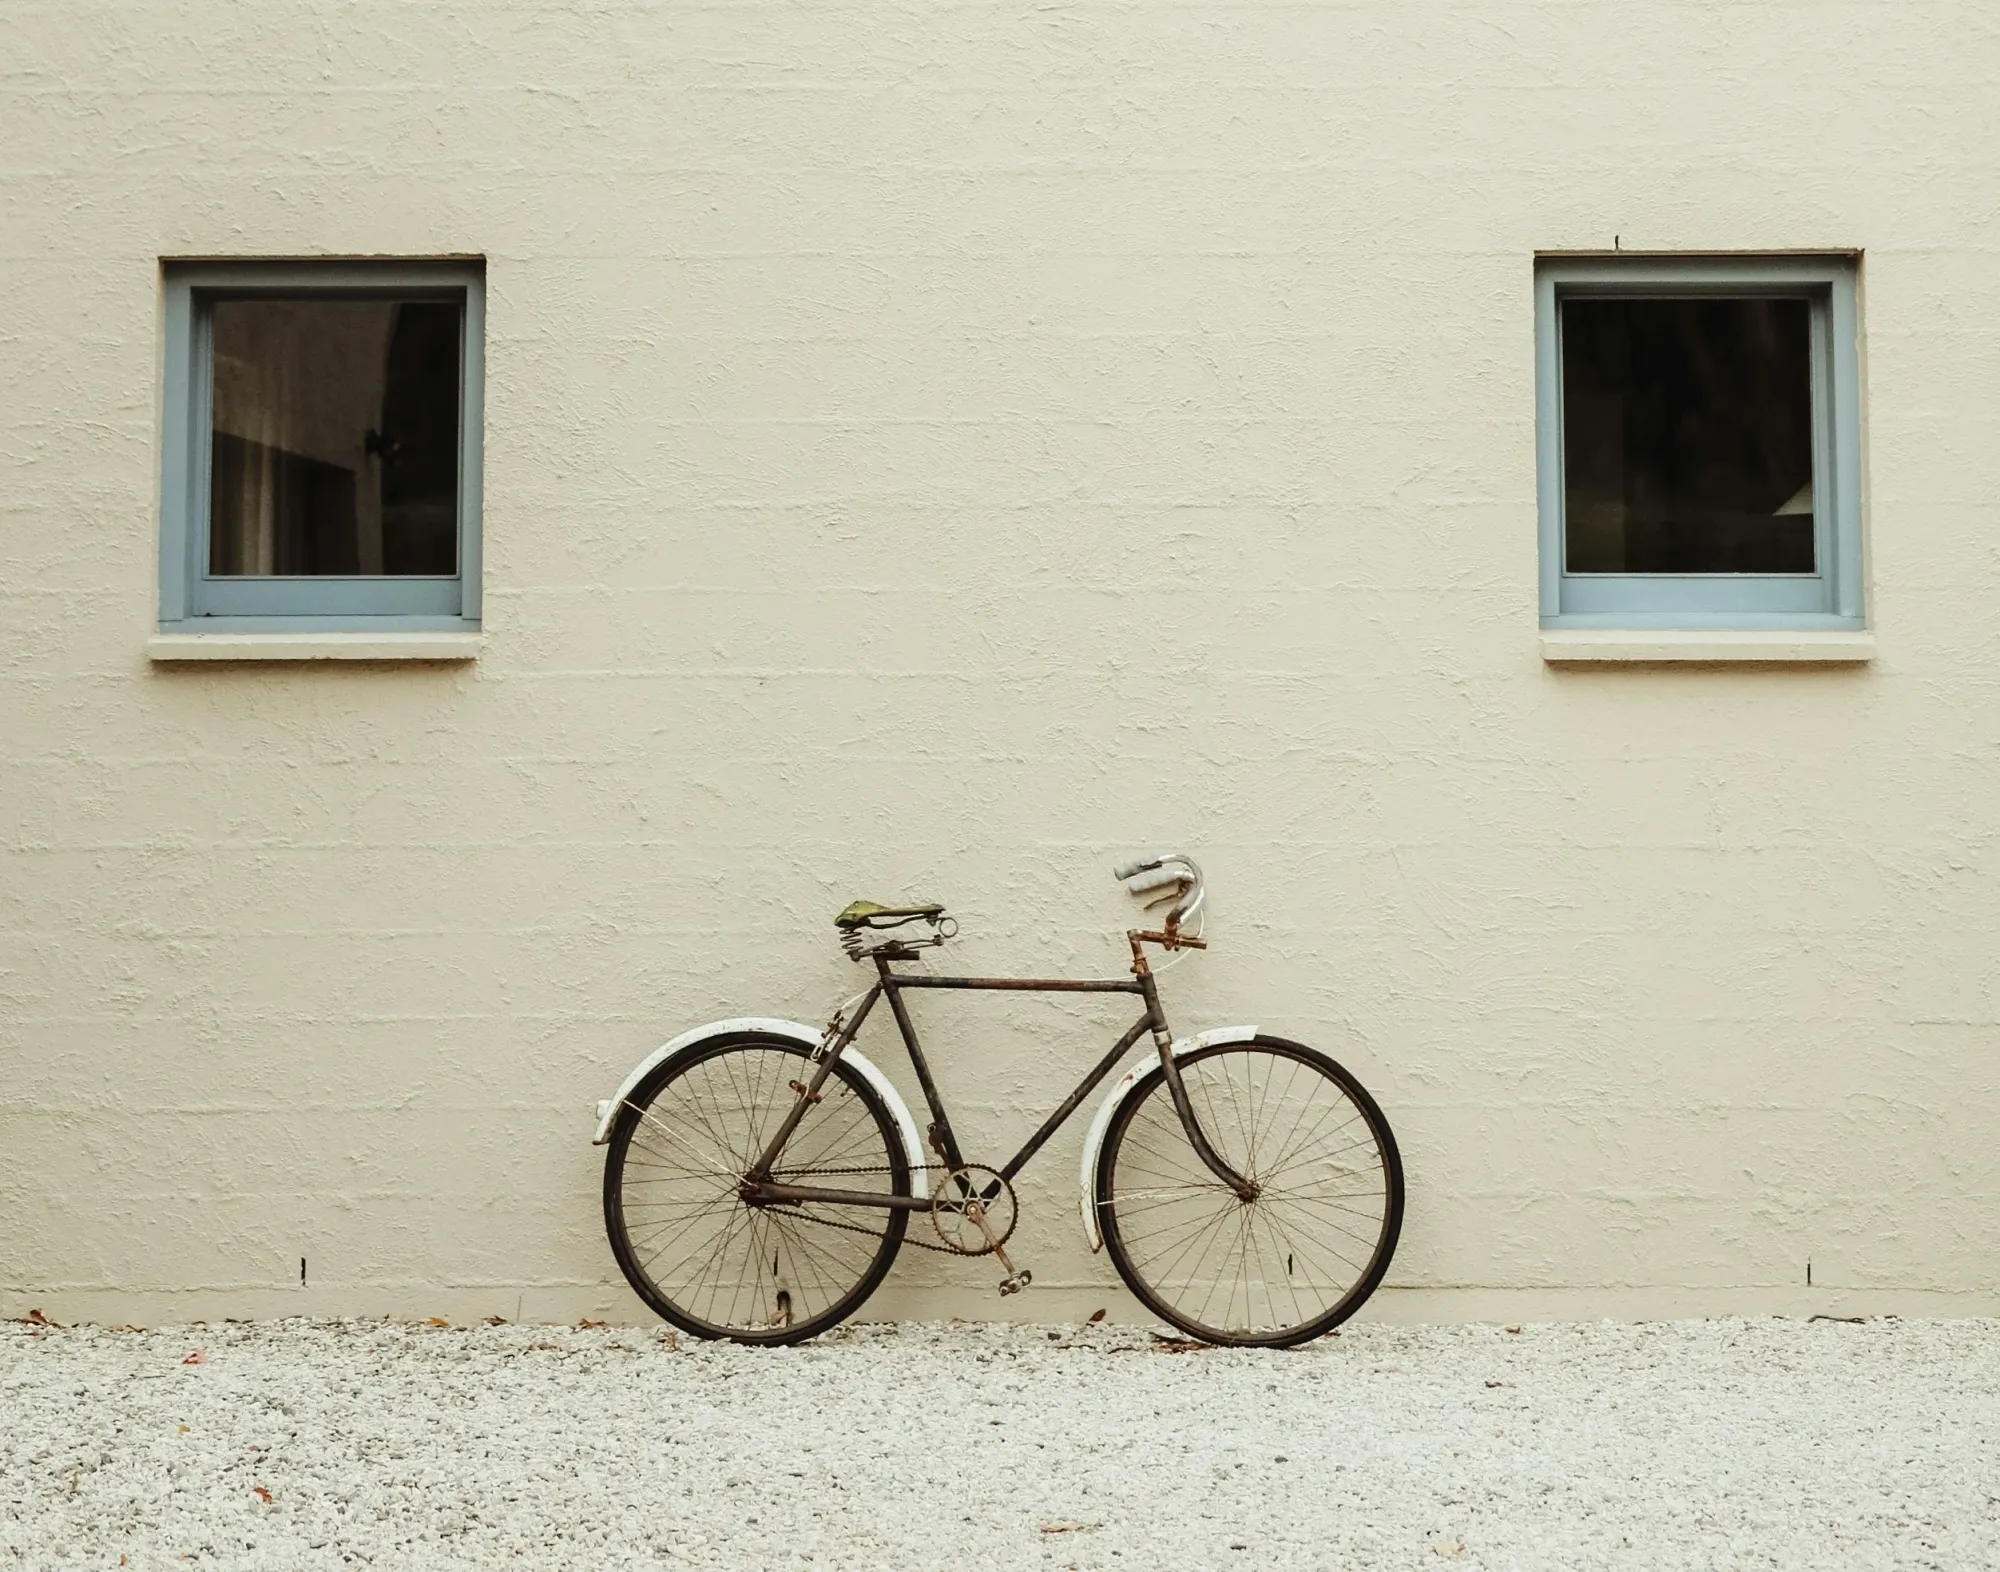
2,1315,1996,1571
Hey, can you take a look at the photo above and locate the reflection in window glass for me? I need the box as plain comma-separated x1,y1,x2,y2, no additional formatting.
1561,298,1814,574
208,299,461,577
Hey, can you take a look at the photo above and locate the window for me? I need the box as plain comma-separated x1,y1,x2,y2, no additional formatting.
1535,257,1862,630
158,262,483,632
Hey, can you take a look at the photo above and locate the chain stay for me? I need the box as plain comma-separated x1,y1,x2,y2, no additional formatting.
758,1163,967,1253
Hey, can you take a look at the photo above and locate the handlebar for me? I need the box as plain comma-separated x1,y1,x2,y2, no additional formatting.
1113,851,1205,932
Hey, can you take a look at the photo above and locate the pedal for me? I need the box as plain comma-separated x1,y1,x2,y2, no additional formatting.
989,1231,1030,1296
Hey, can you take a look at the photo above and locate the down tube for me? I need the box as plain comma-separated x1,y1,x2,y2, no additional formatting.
997,1015,1154,1183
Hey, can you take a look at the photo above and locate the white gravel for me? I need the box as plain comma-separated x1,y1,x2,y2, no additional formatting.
2,1315,1996,1570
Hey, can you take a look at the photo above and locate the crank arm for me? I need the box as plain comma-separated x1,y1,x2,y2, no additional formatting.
968,1196,1032,1295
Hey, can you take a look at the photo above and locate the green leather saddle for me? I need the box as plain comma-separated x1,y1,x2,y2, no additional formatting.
834,899,947,931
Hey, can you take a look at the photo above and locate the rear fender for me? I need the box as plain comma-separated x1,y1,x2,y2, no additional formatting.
591,1016,925,1177
1076,1024,1259,1252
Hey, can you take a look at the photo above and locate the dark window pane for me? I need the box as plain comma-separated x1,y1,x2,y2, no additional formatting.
1561,297,1814,574
209,299,460,577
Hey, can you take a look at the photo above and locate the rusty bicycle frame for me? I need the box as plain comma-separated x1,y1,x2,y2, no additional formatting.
739,920,1259,1236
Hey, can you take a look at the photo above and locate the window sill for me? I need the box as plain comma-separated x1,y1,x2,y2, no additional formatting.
1541,630,1875,664
148,632,483,663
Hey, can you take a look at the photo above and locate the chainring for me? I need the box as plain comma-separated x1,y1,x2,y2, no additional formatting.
929,1164,1018,1256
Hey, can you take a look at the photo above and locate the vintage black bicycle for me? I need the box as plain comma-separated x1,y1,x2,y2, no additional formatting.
597,854,1403,1347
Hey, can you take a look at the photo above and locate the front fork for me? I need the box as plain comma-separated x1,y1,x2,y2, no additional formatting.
1132,935,1260,1203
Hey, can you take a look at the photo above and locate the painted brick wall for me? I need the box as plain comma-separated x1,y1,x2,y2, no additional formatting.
3,0,1999,1323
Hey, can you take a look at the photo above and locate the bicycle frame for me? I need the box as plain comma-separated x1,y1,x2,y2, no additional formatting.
740,944,1257,1211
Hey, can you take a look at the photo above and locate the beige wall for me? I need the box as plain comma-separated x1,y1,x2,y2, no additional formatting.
4,0,1999,1326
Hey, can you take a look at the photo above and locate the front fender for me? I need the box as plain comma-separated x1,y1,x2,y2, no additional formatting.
1076,1024,1259,1252
591,1016,926,1178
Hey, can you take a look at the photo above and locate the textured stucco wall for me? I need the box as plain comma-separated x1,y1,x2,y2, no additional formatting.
4,0,1999,1326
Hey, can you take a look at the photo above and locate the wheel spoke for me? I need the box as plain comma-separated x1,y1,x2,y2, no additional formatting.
1101,1042,1400,1345
607,1043,907,1342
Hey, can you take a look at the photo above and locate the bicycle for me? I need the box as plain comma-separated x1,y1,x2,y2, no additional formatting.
593,854,1404,1347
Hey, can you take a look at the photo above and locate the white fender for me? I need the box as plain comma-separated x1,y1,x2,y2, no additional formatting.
1076,1024,1259,1252
591,1016,926,1176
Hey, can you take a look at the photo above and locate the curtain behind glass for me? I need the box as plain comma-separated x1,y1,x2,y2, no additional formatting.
209,299,459,576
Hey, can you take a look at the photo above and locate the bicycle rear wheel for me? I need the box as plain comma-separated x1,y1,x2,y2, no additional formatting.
1095,1036,1402,1347
603,1035,909,1344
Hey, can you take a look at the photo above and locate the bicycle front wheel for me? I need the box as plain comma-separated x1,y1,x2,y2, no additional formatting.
603,1035,910,1344
1096,1036,1402,1347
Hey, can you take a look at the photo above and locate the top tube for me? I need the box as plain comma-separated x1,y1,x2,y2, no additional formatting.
886,974,1144,995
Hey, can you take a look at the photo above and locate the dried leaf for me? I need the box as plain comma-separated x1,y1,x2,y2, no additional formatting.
1147,1333,1205,1354
24,1308,61,1328
1039,1522,1090,1534
1085,1308,1106,1324
253,1487,274,1504
1485,1380,1505,1389
577,1318,607,1329
425,1317,451,1328
111,1324,145,1334
483,1316,506,1326
181,1350,206,1366
1505,1325,1522,1334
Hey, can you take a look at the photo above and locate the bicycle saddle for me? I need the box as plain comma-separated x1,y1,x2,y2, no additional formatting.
834,900,947,930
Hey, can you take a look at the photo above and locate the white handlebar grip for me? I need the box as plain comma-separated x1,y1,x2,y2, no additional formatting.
1125,866,1187,895
1111,854,1164,881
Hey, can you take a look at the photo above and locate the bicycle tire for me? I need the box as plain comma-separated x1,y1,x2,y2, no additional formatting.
1095,1035,1403,1347
603,1034,910,1344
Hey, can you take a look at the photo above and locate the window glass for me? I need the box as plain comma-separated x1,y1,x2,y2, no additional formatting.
1561,297,1814,575
208,299,461,577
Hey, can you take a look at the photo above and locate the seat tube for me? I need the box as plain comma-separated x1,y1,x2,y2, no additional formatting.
1140,969,1258,1201
880,963,964,1172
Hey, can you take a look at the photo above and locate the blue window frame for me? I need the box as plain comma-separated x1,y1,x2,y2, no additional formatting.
1535,256,1863,630
158,261,484,632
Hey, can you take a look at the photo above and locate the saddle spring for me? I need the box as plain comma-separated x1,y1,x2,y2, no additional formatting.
837,912,958,962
